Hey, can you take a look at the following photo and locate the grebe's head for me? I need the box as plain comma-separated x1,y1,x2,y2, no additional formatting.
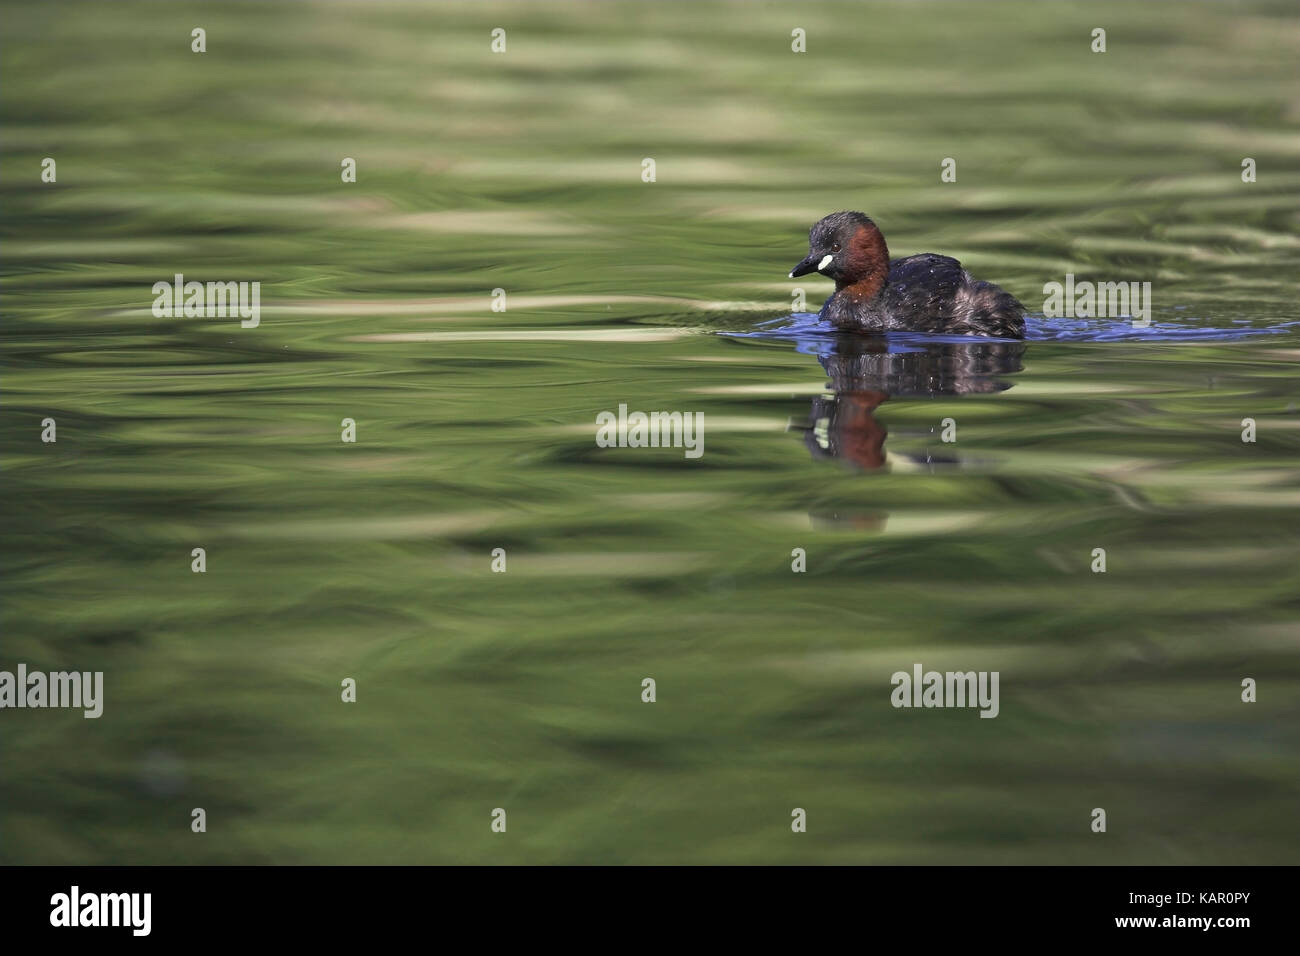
789,211,889,288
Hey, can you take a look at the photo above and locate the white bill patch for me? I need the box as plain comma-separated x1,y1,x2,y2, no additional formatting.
818,254,834,271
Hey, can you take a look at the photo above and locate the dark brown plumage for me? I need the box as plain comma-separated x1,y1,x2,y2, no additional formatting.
789,211,1026,338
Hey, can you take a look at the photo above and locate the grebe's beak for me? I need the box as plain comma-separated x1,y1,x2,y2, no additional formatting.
789,254,818,278
789,253,831,278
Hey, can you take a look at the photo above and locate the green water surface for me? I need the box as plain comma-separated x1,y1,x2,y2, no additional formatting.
2,1,1299,864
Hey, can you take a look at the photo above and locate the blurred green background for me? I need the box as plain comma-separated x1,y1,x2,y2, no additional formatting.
2,1,1298,863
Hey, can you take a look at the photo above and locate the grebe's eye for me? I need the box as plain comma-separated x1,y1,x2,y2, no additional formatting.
831,243,841,253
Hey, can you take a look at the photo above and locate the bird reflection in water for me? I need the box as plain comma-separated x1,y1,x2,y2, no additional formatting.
791,334,1025,472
